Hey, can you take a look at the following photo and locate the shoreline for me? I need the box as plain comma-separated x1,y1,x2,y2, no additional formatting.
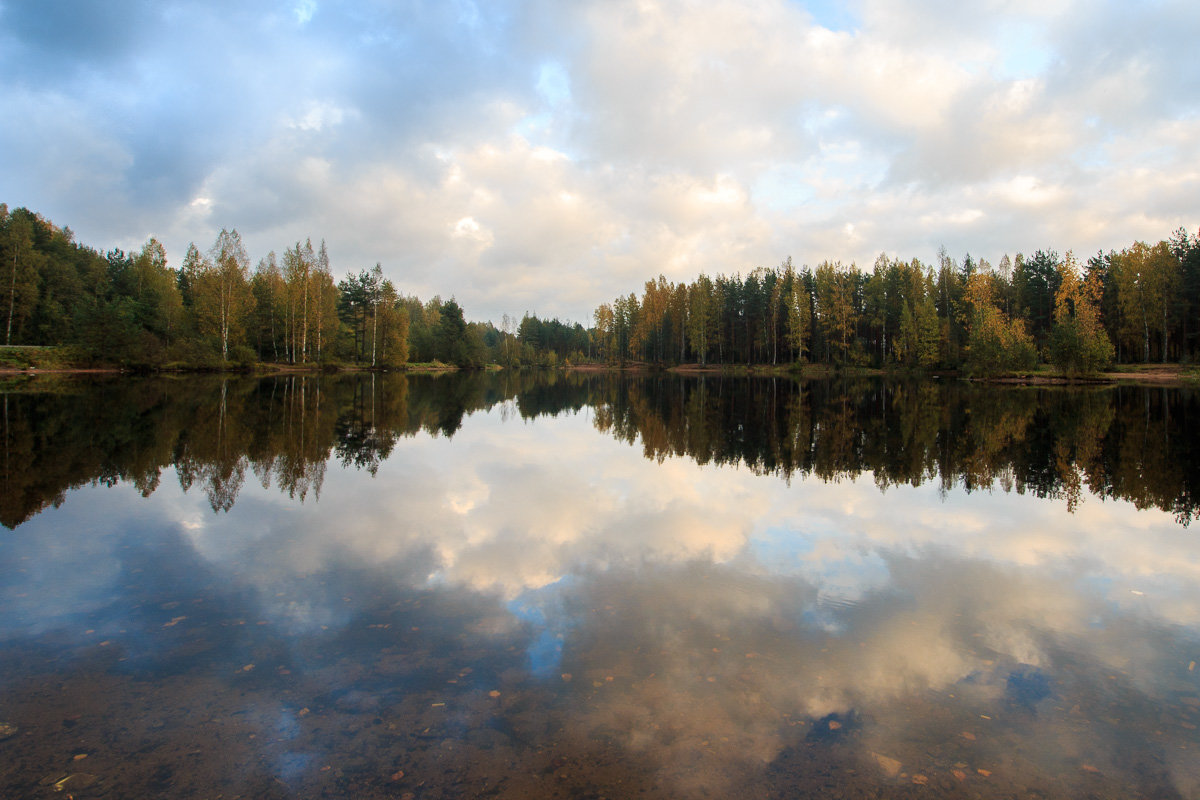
0,363,462,377
0,363,1195,386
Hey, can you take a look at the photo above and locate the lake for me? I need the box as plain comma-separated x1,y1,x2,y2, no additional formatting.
1,372,1198,798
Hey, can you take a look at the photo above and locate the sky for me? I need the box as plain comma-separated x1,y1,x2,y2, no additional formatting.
2,0,1198,324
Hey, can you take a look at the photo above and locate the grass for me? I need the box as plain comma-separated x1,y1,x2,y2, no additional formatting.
0,345,83,371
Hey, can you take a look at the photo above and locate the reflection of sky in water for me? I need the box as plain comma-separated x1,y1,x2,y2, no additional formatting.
508,579,574,678
2,401,1200,796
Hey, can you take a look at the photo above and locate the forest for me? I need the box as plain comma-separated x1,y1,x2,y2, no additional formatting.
1,202,1197,373
0,204,544,369
594,235,1200,374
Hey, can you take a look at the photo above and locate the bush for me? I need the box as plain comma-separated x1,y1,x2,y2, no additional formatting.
966,310,1037,376
229,344,257,366
1049,319,1114,375
167,339,223,369
0,345,77,370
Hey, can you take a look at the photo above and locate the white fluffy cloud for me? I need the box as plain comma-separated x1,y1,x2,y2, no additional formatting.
2,0,1197,322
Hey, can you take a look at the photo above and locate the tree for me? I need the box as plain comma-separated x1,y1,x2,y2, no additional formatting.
437,298,470,366
1086,249,1123,360
1049,251,1114,374
312,240,338,362
742,269,765,364
894,262,940,368
997,254,1015,318
593,304,615,364
1014,250,1062,353
178,242,204,308
1149,240,1181,362
337,269,371,360
670,281,688,363
277,239,328,363
963,271,1037,375
687,274,715,365
376,279,409,366
407,296,442,362
250,252,286,361
2,210,40,345
785,267,811,363
932,247,969,367
194,229,251,360
129,237,184,354
814,261,856,363
1112,241,1175,362
368,263,383,366
633,275,672,363
1170,227,1200,361
613,293,637,363
768,263,786,365
863,255,894,365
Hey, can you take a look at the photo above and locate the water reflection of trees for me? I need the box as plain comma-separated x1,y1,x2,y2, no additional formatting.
0,373,1196,528
0,371,583,527
587,376,1200,526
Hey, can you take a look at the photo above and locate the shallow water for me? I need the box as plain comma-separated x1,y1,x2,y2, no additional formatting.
1,373,1198,798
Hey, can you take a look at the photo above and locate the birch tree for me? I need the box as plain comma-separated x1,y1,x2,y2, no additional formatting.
195,229,251,360
1113,241,1176,362
785,269,811,363
251,252,286,361
1,209,39,345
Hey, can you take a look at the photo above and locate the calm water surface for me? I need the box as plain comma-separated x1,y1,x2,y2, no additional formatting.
1,373,1198,799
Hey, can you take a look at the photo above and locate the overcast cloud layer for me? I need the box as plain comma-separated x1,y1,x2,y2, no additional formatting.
2,0,1198,323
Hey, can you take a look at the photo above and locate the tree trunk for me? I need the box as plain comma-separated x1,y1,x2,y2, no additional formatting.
1143,315,1150,363
316,283,325,362
371,301,378,367
772,315,777,365
301,274,309,363
1162,306,1169,363
6,252,16,346
219,285,228,360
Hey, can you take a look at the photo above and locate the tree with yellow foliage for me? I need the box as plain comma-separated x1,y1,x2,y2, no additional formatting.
964,270,1037,375
1111,241,1178,362
1050,251,1114,374
194,229,252,361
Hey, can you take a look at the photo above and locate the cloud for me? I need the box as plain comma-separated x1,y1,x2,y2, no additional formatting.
0,0,154,80
1,0,1197,322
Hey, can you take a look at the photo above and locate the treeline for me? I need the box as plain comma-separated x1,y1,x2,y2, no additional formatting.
0,204,524,368
6,202,1197,373
593,232,1200,373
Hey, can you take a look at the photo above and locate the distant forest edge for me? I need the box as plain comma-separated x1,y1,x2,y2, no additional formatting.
1,203,1198,374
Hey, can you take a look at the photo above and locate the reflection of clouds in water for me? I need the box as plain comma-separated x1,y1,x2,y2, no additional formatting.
762,473,1200,627
544,554,1199,796
0,491,181,639
91,404,1190,639
5,402,1200,794
176,412,764,602
7,402,1198,653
